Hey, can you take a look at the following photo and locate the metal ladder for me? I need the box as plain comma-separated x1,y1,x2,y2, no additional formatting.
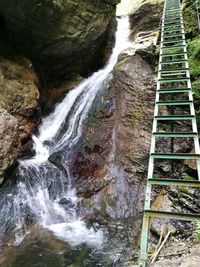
139,0,200,266
196,0,200,30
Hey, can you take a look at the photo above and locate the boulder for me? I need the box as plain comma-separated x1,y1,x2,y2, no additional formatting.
0,109,20,182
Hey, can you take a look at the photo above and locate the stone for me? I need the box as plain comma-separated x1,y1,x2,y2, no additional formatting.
150,192,176,236
0,109,20,181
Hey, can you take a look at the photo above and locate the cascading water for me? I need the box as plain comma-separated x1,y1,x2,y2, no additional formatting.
0,17,132,249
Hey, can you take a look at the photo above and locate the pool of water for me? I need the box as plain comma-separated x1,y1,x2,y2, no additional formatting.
1,219,139,267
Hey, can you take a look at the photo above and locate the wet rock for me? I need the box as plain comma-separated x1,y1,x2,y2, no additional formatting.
0,0,119,84
0,109,20,182
48,152,63,169
73,49,156,219
0,57,40,141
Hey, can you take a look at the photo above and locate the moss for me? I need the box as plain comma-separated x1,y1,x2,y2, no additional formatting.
181,172,195,180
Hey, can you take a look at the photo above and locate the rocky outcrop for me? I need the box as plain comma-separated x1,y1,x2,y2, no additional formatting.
129,0,163,39
0,57,40,141
0,0,119,84
0,109,20,183
73,49,156,220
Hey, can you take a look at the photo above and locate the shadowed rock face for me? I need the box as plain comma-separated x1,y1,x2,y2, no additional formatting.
0,0,119,84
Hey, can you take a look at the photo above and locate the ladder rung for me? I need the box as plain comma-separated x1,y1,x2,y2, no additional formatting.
162,26,184,31
158,77,190,82
155,115,194,121
163,29,184,34
162,34,184,38
156,100,192,106
163,24,183,29
151,153,200,159
161,45,186,49
165,9,181,12
162,39,185,44
164,11,181,15
164,13,181,16
158,88,191,93
164,11,182,14
153,132,197,137
163,22,183,27
163,19,182,24
162,29,184,34
160,60,187,64
161,52,187,57
164,15,182,19
148,178,200,187
144,210,200,221
159,68,189,73
164,10,182,14
163,21,183,26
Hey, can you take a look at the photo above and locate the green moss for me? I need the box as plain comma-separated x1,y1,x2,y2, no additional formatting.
181,172,195,180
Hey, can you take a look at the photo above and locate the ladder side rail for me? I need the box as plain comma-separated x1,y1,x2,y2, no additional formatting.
139,0,167,265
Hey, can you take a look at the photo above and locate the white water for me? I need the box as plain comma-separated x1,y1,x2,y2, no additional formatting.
0,17,132,247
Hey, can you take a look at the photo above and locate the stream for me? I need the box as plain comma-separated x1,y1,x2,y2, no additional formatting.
0,16,133,267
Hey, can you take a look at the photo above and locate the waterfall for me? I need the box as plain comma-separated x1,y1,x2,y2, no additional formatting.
0,17,131,247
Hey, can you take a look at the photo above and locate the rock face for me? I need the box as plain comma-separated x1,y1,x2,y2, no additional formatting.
129,0,163,39
0,57,40,141
0,109,20,182
0,0,119,83
73,49,156,219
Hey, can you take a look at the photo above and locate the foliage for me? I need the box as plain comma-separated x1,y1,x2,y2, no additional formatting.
192,80,200,98
183,0,200,101
195,222,200,241
188,37,200,78
183,0,199,36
